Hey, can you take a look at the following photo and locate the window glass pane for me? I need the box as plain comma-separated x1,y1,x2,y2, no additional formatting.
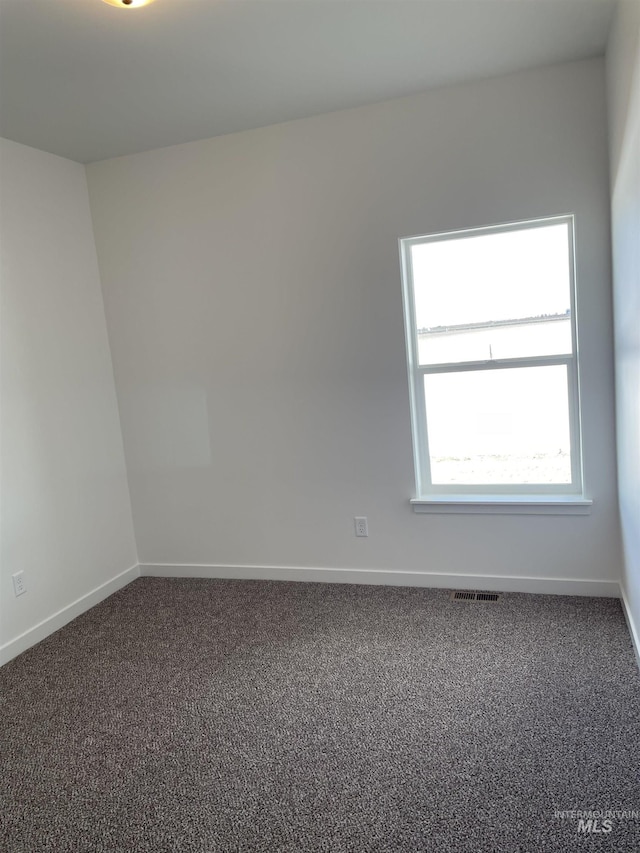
424,365,572,485
411,222,572,365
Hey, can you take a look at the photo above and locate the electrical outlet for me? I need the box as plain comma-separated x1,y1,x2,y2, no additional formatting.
354,517,368,537
12,571,26,597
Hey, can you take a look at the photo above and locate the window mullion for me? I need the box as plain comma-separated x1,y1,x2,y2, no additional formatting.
417,354,573,376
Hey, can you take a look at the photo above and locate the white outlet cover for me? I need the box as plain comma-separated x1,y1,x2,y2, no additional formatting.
354,517,369,537
12,571,26,596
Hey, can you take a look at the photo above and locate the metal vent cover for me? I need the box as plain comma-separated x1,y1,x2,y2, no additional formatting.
450,590,503,602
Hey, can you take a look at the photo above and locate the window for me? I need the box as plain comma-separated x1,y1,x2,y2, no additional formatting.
400,215,589,512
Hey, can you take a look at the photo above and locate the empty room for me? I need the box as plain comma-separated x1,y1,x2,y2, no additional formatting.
1,0,639,850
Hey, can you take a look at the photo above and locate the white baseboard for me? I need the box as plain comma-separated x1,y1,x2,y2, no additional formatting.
2,563,627,669
0,564,140,667
619,584,640,671
140,562,620,598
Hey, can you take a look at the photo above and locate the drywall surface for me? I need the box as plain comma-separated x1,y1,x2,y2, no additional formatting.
0,138,138,656
87,58,621,585
607,2,640,639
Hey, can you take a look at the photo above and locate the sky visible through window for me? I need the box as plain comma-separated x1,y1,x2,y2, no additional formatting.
411,223,571,329
409,222,574,485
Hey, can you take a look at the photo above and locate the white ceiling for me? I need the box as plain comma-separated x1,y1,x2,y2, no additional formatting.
0,0,616,163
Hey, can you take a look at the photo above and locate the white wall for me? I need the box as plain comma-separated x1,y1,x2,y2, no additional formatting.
0,139,138,663
607,2,640,648
86,58,621,591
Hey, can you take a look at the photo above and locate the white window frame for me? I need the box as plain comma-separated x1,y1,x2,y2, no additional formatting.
399,214,590,514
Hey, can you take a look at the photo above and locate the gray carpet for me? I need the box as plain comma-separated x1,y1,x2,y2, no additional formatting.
2,578,639,852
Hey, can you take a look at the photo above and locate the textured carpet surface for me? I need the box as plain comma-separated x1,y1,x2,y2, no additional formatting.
1,577,639,852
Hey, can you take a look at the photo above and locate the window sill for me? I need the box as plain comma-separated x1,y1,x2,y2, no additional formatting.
410,495,593,515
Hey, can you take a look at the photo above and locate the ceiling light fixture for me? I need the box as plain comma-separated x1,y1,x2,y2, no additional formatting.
101,0,156,8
